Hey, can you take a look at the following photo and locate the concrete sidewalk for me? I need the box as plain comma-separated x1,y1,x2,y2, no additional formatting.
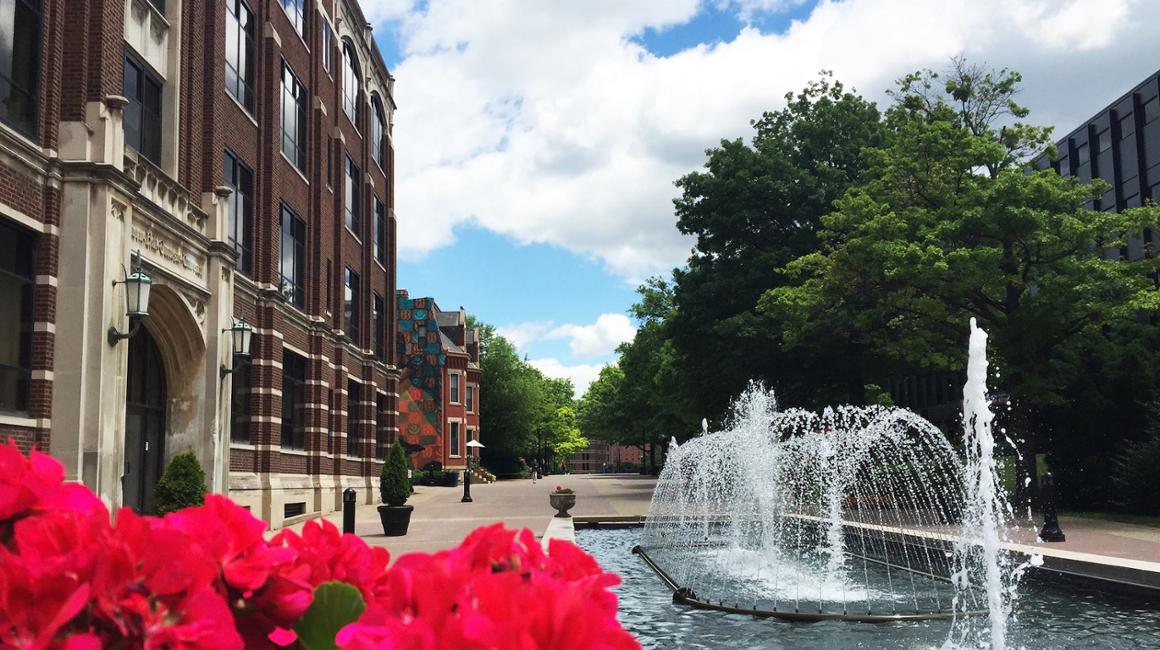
279,473,657,560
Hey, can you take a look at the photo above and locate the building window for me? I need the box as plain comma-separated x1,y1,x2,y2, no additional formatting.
345,156,361,235
0,0,41,137
374,198,386,263
224,0,254,111
1098,129,1111,153
466,385,474,412
450,421,460,457
224,151,253,276
372,292,384,360
123,53,162,164
281,60,308,172
230,362,251,443
344,267,360,344
450,373,460,403
280,204,306,308
321,19,333,74
281,350,306,449
1076,142,1090,166
347,379,362,456
0,221,34,412
376,393,388,457
280,0,306,40
342,41,361,127
371,94,387,169
1145,98,1159,125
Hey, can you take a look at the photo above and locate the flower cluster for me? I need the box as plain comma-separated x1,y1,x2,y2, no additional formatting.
553,486,574,494
0,442,638,649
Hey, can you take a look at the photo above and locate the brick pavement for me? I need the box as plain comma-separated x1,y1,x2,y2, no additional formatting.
278,473,658,561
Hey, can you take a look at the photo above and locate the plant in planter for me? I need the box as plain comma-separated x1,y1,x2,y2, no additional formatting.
378,441,413,536
549,485,576,518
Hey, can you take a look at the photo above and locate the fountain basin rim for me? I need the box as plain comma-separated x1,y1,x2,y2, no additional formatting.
631,545,986,624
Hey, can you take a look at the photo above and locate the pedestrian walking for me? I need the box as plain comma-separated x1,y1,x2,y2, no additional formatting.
531,459,539,484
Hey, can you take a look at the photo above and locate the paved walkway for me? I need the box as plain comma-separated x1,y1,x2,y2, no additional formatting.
281,473,657,560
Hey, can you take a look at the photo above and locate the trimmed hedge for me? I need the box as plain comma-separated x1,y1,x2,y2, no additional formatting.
380,441,411,506
155,451,207,515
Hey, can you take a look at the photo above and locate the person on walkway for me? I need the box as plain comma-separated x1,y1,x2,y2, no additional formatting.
531,460,540,485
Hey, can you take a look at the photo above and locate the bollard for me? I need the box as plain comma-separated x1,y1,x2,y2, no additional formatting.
1038,472,1066,542
342,487,357,534
461,457,473,503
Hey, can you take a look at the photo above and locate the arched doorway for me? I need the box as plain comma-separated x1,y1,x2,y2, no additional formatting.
123,326,167,513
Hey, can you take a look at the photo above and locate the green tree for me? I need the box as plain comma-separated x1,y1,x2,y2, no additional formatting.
668,72,888,417
154,451,207,515
763,60,1160,495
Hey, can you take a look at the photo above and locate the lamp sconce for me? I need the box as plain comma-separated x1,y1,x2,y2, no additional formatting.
107,251,152,346
220,318,254,377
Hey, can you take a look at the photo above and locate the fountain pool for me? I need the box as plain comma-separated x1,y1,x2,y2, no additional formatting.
579,526,1160,650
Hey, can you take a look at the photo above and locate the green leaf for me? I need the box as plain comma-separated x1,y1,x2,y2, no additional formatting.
293,581,367,650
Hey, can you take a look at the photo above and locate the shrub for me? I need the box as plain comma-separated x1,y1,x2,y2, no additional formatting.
553,486,574,494
1111,413,1160,515
154,451,207,515
380,441,411,506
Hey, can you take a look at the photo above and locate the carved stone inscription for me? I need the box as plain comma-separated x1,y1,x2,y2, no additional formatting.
131,223,205,283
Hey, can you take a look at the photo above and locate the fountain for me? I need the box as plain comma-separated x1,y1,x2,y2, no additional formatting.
634,319,1019,647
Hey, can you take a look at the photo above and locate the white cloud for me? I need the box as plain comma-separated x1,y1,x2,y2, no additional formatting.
498,313,637,359
528,358,608,397
549,313,637,358
495,320,555,351
378,0,1160,282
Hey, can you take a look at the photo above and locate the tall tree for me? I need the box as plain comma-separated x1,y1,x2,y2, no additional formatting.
763,60,1160,496
669,73,887,418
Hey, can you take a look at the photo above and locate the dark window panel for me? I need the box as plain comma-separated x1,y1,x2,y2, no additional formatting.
347,379,361,456
281,350,306,449
123,53,163,164
0,0,42,137
225,0,255,112
0,220,34,412
279,204,306,308
345,156,361,235
224,150,253,276
344,267,360,344
280,60,308,172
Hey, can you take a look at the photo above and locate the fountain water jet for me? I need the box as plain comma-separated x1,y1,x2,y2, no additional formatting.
635,319,1018,645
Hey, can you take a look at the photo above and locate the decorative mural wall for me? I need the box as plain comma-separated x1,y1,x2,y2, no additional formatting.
396,296,446,465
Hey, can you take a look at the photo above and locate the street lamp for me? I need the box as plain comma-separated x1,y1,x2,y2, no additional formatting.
220,318,254,377
462,439,485,503
107,251,152,345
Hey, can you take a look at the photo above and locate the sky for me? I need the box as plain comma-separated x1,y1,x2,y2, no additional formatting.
362,0,1160,397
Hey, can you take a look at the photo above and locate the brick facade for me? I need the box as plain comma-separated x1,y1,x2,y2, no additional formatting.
0,0,399,529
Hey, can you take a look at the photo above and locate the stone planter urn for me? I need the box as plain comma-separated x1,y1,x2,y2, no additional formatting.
549,491,575,518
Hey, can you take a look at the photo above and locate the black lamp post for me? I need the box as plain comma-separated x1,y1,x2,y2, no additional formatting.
1039,472,1066,542
107,251,153,345
462,439,485,503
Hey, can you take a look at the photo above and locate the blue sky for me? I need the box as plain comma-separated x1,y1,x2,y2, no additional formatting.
366,0,1160,396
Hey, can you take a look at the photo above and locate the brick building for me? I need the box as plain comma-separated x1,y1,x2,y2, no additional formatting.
0,0,398,528
567,439,644,474
395,291,481,473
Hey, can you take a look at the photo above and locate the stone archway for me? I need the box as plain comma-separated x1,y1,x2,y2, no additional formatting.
131,283,207,508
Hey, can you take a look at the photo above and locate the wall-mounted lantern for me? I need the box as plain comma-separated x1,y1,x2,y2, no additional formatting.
220,318,254,377
107,251,152,346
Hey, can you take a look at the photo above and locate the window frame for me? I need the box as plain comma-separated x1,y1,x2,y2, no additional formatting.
123,52,163,165
371,94,387,169
372,292,384,360
374,197,386,264
466,385,474,413
342,41,362,128
230,360,251,443
347,379,362,456
281,350,307,449
280,59,309,172
449,421,461,458
321,19,333,75
279,0,307,42
450,373,460,404
279,204,306,309
0,0,42,138
345,155,361,236
376,392,388,457
223,150,254,276
0,220,35,414
224,0,255,112
344,267,360,345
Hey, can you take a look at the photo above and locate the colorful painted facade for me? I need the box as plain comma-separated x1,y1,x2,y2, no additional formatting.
396,291,482,470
